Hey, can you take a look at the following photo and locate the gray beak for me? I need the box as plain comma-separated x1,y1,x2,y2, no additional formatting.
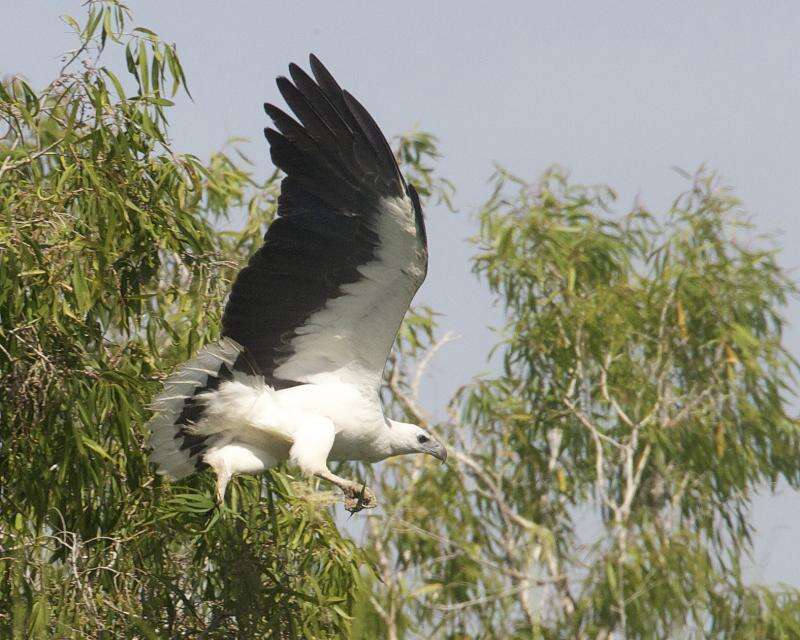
429,437,448,464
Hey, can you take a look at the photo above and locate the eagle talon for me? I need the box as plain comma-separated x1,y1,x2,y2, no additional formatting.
343,484,377,513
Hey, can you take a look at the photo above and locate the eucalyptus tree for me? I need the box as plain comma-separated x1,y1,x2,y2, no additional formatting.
4,2,800,639
364,169,800,639
1,3,390,637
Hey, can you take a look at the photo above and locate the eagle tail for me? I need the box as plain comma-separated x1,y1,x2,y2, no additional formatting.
147,337,251,479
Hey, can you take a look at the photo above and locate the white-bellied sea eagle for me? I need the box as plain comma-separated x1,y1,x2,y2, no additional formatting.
147,55,446,512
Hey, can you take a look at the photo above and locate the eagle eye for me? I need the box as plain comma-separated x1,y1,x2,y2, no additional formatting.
417,434,430,444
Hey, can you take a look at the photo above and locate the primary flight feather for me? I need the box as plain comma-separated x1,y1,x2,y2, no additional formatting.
148,55,445,512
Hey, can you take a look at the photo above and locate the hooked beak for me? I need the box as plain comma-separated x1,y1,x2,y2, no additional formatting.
428,437,448,464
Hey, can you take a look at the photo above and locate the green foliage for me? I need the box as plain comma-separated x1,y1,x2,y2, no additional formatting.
364,168,800,638
4,3,800,639
0,3,364,637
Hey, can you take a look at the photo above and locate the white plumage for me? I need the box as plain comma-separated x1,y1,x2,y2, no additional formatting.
147,56,445,511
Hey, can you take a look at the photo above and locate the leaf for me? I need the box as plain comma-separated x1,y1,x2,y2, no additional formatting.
125,43,139,81
101,8,113,48
61,14,81,32
133,26,158,38
81,435,114,463
411,583,443,598
138,39,150,95
166,492,215,514
715,422,726,457
71,255,91,313
676,298,689,341
557,467,567,493
101,68,127,100
331,604,353,620
724,342,739,365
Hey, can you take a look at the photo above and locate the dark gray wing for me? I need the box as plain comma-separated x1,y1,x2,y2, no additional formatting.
221,55,427,389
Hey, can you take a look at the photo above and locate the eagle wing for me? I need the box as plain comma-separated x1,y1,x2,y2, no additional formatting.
221,55,428,390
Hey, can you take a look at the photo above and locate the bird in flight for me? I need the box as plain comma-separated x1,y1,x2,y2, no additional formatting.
148,55,446,512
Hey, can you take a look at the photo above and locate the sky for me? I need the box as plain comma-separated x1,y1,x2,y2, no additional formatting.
4,1,800,586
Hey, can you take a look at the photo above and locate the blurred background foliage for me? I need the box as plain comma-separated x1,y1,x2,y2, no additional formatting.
369,168,800,639
2,2,800,639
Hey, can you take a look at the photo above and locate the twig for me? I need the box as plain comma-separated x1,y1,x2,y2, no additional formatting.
0,140,62,179
410,330,459,402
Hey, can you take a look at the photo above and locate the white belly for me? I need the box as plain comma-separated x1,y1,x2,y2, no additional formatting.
198,378,388,471
278,382,388,461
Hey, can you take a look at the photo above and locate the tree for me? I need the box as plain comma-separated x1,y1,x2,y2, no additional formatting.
3,3,800,639
362,168,800,638
0,3,395,637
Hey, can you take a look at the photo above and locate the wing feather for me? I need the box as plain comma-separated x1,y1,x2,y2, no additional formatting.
222,56,427,389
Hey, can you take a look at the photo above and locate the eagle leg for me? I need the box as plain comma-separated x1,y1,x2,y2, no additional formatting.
215,469,232,506
289,417,377,512
315,468,377,513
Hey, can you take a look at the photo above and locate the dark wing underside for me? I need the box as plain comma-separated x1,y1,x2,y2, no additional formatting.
221,55,427,389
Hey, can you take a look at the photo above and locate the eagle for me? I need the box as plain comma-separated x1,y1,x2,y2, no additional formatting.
147,55,446,512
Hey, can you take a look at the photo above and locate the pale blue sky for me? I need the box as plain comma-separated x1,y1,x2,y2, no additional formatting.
5,1,800,586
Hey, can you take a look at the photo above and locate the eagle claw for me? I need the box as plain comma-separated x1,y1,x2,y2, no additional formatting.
343,484,377,513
